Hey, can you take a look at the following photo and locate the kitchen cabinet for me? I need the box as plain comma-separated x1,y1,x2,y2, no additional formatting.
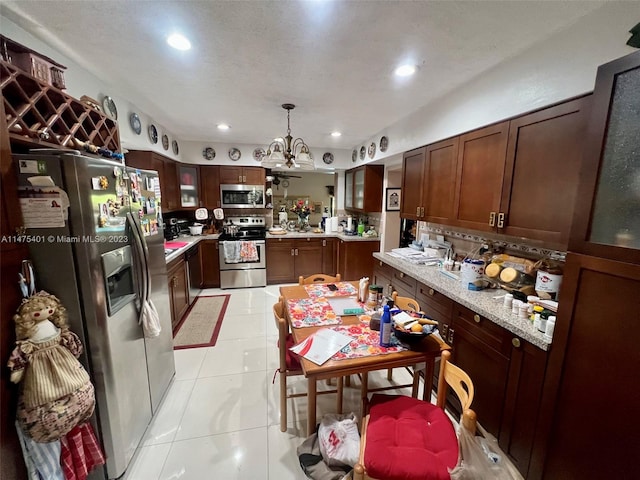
167,256,189,331
265,238,319,284
267,237,337,284
529,51,640,480
499,96,589,247
126,150,180,211
321,237,338,276
200,165,220,209
452,121,510,232
177,164,200,208
200,240,220,288
219,166,265,185
344,165,384,213
337,240,380,280
400,138,459,222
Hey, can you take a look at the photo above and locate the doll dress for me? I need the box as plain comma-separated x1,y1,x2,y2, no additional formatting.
8,329,95,442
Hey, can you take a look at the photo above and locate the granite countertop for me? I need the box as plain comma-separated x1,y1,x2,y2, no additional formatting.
373,252,550,351
164,234,218,263
266,231,380,242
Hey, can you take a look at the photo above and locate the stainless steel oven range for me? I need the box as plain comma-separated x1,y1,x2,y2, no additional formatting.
218,216,267,288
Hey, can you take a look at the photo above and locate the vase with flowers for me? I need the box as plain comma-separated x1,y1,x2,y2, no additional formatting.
290,200,311,231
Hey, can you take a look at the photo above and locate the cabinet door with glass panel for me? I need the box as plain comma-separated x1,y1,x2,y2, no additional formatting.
570,50,640,264
178,165,199,208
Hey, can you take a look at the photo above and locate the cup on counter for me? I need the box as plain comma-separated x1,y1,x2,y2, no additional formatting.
337,225,344,233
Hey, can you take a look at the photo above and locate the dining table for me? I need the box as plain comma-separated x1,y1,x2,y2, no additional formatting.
280,282,451,434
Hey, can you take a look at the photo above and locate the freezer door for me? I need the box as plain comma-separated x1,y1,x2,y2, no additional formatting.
127,167,175,413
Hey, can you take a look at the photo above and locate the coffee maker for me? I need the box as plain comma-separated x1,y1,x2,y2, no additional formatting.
164,218,180,240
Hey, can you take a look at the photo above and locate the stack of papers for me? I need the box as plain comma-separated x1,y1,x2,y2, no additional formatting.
290,329,354,365
388,248,442,265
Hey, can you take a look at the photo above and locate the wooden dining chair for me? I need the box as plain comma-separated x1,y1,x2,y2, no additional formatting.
354,350,477,480
386,291,422,381
298,273,341,285
273,296,344,432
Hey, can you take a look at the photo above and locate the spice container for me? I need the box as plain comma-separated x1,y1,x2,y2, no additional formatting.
366,285,379,309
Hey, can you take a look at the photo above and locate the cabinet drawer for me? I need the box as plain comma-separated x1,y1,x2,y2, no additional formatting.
392,270,416,295
453,304,511,355
415,283,453,313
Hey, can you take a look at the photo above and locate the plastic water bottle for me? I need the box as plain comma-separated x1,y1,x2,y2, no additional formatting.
380,301,393,347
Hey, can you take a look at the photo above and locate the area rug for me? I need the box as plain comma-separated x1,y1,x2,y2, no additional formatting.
173,295,230,349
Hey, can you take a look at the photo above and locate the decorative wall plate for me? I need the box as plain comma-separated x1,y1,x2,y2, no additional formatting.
202,147,216,160
253,147,266,162
102,96,117,120
129,113,141,135
352,149,357,162
172,140,179,155
162,134,169,150
359,146,366,160
229,147,241,161
148,124,158,144
368,142,376,159
322,152,334,165
380,136,389,152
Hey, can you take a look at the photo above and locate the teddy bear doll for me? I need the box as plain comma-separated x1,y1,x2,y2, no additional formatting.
7,291,96,443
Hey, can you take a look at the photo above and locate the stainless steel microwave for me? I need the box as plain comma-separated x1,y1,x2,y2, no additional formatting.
220,184,265,208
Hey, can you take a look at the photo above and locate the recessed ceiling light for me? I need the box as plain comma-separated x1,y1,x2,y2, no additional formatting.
274,137,283,142
167,33,191,51
394,64,416,77
331,131,342,137
217,124,230,131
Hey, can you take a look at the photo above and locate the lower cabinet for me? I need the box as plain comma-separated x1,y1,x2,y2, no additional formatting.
267,238,334,284
338,240,380,281
200,240,220,288
167,257,189,331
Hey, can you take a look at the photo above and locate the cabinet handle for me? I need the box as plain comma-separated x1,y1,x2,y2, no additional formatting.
473,314,481,323
243,175,247,183
428,288,435,296
420,207,425,217
291,249,295,256
416,206,420,216
512,338,521,348
379,261,383,266
322,240,326,247
295,248,299,256
447,328,455,345
489,211,496,227
497,212,505,228
441,324,449,337
399,272,405,278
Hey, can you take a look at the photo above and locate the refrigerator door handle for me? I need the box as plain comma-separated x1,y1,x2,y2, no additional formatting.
126,213,149,309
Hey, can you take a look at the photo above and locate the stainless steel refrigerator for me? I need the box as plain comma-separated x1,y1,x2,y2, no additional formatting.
14,150,175,479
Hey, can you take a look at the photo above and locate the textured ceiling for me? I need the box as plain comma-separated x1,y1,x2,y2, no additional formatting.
1,1,611,149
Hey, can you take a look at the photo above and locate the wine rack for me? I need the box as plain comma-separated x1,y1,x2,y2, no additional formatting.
1,60,120,152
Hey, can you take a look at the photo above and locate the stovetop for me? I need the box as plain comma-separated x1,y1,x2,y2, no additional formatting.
218,230,266,242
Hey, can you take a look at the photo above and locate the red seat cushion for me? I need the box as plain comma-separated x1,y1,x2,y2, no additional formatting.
280,333,301,371
364,394,458,480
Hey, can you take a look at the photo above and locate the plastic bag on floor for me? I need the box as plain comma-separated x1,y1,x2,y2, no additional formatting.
297,431,352,480
318,412,361,468
449,423,523,480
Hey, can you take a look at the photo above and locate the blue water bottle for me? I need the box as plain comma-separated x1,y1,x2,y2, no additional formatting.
379,301,393,347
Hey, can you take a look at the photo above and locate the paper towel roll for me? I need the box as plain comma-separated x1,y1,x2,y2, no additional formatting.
330,217,339,232
325,219,332,233
347,216,353,231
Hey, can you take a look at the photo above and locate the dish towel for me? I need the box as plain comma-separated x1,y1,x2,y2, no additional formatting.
240,241,259,262
223,241,241,263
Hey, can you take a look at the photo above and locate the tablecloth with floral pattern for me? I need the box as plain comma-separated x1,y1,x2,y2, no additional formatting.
287,298,341,328
330,324,406,360
304,282,358,299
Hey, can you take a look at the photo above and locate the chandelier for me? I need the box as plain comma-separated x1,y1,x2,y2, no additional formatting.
262,104,315,170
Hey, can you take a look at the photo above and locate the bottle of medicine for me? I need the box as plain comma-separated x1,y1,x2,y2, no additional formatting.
503,293,514,308
512,299,522,315
379,301,393,347
527,295,540,315
532,305,544,322
518,303,529,319
544,316,556,341
366,285,378,309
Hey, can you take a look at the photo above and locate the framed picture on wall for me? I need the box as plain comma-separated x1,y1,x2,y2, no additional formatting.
386,188,401,211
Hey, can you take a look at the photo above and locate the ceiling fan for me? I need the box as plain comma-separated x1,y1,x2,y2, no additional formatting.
270,172,301,187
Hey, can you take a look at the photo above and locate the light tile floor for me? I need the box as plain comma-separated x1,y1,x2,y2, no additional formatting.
123,285,421,480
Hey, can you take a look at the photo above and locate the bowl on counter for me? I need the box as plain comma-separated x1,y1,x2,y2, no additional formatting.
189,224,204,235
